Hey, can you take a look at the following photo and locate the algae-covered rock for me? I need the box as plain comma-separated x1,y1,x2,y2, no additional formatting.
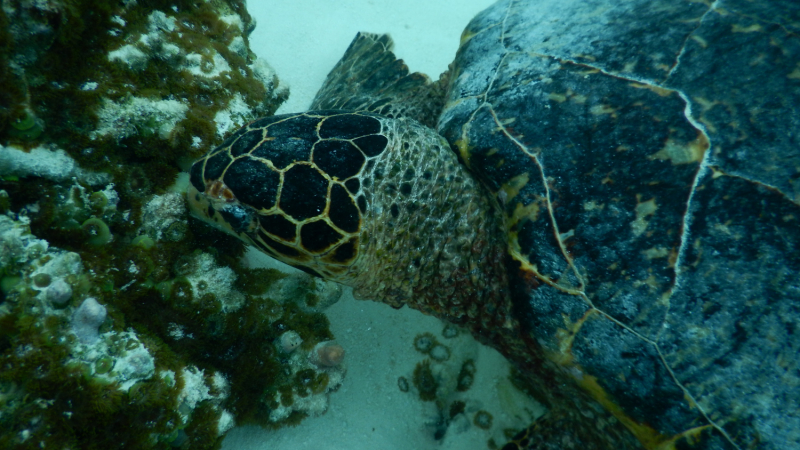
1,0,287,190
0,1,343,448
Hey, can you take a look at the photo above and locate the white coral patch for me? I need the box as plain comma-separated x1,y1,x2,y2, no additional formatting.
228,35,248,58
0,215,48,268
110,15,126,27
219,14,244,31
217,409,235,435
249,57,281,91
177,367,231,434
115,339,156,383
92,96,189,141
81,81,98,91
184,51,231,78
108,44,148,69
185,252,245,312
0,145,107,184
147,10,177,32
179,367,212,412
214,93,252,138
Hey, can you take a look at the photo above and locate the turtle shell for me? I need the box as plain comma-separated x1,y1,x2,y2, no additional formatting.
438,1,800,449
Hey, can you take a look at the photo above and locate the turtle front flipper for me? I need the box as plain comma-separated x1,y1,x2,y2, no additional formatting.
310,32,448,128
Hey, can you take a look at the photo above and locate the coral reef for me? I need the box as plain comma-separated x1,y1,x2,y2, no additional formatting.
0,1,342,448
1,0,287,191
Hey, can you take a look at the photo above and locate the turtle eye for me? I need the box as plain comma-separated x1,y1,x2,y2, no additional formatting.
218,204,254,234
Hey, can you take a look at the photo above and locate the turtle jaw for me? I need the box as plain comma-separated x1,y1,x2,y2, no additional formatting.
186,183,258,238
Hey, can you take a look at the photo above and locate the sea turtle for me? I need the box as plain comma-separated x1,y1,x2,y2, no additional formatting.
187,1,800,449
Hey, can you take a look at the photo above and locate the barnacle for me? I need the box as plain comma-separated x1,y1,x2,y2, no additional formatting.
8,109,44,140
310,341,345,367
429,343,450,362
94,356,115,374
32,272,52,287
397,376,409,392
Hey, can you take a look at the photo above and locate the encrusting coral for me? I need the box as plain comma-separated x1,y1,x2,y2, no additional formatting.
0,1,343,448
71,297,107,343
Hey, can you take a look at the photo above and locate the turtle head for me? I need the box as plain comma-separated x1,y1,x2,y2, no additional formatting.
187,111,380,280
187,110,512,332
186,180,259,235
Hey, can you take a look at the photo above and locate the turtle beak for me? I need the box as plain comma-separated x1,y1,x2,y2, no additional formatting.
186,183,212,222
185,183,259,238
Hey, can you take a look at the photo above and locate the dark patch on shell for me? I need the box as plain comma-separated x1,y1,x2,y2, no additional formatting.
353,134,388,157
319,113,381,139
313,140,365,180
328,184,359,233
223,157,280,211
300,220,342,253
280,164,328,221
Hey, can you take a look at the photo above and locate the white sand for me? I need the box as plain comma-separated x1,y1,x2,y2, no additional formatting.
222,1,546,449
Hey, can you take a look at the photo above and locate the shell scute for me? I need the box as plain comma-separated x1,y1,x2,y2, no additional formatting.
223,157,280,211
204,150,232,181
352,134,388,157
326,238,358,265
189,160,205,192
251,136,314,169
259,214,297,241
256,228,302,258
230,129,264,156
265,114,321,140
313,140,365,180
279,164,329,221
319,113,381,139
300,220,342,253
328,184,360,233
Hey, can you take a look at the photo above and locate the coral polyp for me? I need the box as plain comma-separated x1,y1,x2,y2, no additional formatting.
413,332,437,354
81,218,112,246
8,109,45,141
310,341,345,367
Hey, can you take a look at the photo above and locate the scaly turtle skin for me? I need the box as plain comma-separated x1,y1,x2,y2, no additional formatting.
189,0,800,447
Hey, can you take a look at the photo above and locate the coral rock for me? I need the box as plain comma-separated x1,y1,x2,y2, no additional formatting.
278,330,302,353
72,297,107,343
46,278,72,305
